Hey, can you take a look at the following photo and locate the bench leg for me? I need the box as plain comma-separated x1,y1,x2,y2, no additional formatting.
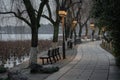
53,56,56,63
58,53,61,60
41,59,45,65
56,55,59,61
49,57,52,64
47,58,49,64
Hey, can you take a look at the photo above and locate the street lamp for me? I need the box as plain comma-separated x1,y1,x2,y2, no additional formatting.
72,20,77,45
90,23,95,30
58,10,67,59
101,27,106,44
102,27,106,32
72,20,77,30
90,23,95,41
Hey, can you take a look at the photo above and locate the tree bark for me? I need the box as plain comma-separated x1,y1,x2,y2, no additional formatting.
53,24,59,43
97,28,101,40
85,23,88,37
65,24,70,40
52,23,59,48
78,23,82,42
70,30,73,39
29,26,38,65
73,30,77,45
92,30,95,41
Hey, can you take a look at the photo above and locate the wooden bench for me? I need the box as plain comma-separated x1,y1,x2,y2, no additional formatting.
39,48,61,65
54,48,61,60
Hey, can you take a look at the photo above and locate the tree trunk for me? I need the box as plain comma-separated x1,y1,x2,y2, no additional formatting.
65,23,68,41
78,23,82,42
65,23,71,49
73,30,77,45
52,24,59,48
85,23,88,37
53,24,59,42
70,30,73,39
98,28,101,36
29,26,38,65
97,28,101,40
92,30,95,41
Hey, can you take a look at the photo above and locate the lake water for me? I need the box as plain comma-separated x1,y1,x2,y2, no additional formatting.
0,34,63,68
0,34,62,41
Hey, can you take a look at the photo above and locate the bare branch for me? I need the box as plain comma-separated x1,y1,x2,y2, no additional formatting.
0,11,16,15
81,16,90,27
46,3,52,19
41,15,55,24
23,0,36,25
0,11,31,26
37,0,48,26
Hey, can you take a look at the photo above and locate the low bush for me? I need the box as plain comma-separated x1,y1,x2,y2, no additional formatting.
30,63,59,74
41,66,59,74
0,78,9,80
116,56,120,67
0,66,7,73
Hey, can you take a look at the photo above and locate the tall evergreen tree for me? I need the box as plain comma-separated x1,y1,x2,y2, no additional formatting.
91,0,120,57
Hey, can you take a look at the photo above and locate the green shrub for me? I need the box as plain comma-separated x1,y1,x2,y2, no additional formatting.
41,66,59,74
116,56,120,67
0,66,7,73
30,66,59,74
0,78,3,80
0,78,9,80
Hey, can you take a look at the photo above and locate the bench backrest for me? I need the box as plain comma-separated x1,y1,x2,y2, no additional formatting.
48,47,60,57
48,50,52,57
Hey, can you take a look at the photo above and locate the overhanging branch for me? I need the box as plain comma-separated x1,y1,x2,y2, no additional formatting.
81,16,90,27
0,11,31,26
46,3,52,19
37,0,48,25
41,15,55,24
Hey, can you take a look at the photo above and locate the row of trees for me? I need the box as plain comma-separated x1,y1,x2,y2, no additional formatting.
0,0,92,68
91,1,120,58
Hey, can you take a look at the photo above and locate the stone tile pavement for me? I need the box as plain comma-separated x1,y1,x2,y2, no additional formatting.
1,41,120,80
44,41,120,80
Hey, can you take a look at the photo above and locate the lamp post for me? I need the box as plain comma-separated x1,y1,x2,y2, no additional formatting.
72,20,77,30
102,27,106,39
102,27,106,32
90,23,95,41
58,10,67,59
72,20,77,45
101,27,106,44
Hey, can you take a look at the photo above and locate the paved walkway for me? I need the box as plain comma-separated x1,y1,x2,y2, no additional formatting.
26,46,77,80
44,41,120,80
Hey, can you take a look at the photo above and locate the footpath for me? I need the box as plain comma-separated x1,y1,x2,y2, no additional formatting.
44,41,120,80
1,41,120,80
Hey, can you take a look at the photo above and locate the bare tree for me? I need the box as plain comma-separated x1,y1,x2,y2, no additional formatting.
0,0,48,67
41,0,60,48
80,0,92,38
